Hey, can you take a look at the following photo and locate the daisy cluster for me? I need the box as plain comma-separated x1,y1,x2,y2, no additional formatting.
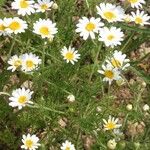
1,0,149,149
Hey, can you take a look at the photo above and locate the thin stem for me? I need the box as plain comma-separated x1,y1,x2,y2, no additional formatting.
8,36,16,57
28,103,65,114
89,42,102,82
0,92,10,96
85,0,89,9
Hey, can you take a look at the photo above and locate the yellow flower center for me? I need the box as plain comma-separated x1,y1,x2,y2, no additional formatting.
25,139,33,148
9,21,21,31
135,17,143,24
18,96,27,104
111,59,121,68
106,122,116,130
41,4,48,10
26,60,34,68
20,0,29,8
104,11,116,20
66,147,70,150
39,26,49,35
14,60,22,68
107,34,115,41
104,70,114,79
128,0,138,4
85,22,95,31
0,24,5,31
65,52,74,60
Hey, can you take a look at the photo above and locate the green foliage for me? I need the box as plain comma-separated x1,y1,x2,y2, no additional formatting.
0,0,150,150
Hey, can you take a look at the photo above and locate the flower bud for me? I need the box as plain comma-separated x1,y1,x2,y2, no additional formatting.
143,104,149,111
126,104,133,111
67,94,75,103
107,139,117,150
52,3,58,10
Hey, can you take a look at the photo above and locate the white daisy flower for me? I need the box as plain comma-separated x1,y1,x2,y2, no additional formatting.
130,10,150,26
33,18,57,39
98,64,121,85
21,133,41,150
96,3,125,23
4,17,28,34
103,115,122,131
11,0,35,16
7,55,22,72
0,19,8,36
106,50,130,70
61,46,80,65
21,53,42,72
76,17,104,40
34,0,54,13
128,0,145,8
9,88,33,110
99,27,124,48
61,140,76,150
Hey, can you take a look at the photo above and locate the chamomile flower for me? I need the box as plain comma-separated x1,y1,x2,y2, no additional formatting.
103,115,122,131
21,134,40,150
61,46,80,65
34,0,53,13
0,19,8,36
99,27,124,48
106,50,130,70
9,88,33,110
96,3,125,23
11,0,35,16
98,64,121,85
33,18,57,39
130,10,150,26
21,53,42,72
4,17,28,34
128,0,145,8
7,55,22,72
124,14,132,23
61,140,76,150
76,17,104,40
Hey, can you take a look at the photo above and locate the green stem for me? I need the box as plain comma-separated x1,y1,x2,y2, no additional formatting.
85,0,89,8
89,42,102,82
28,103,65,114
121,32,135,52
8,36,16,57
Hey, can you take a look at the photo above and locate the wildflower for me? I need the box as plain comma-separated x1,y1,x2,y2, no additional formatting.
34,0,53,13
130,10,150,26
4,17,28,34
99,27,124,48
128,0,145,8
61,140,75,150
98,64,121,85
33,18,57,39
103,115,122,130
9,87,33,110
126,104,133,111
143,104,149,111
106,50,130,70
11,0,35,16
61,46,80,65
67,94,75,102
96,3,125,22
7,55,22,72
107,139,117,150
21,53,41,72
76,17,104,40
21,133,40,150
